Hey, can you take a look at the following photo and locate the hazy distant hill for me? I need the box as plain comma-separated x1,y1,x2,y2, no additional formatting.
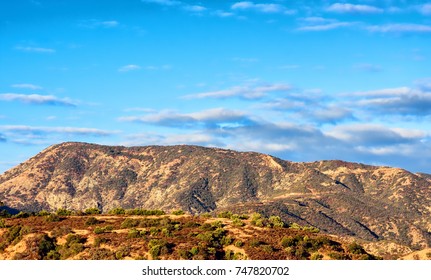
0,142,430,251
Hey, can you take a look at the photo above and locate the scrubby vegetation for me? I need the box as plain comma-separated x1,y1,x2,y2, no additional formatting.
0,209,384,260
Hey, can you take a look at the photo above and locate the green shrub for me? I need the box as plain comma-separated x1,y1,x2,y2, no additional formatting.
125,209,165,216
85,217,100,226
93,237,109,247
217,211,233,219
3,225,31,245
12,211,31,219
190,246,199,255
108,208,126,215
268,216,284,228
128,228,146,239
115,246,131,259
56,208,72,216
171,210,185,215
84,208,101,215
0,218,6,228
232,217,245,227
200,213,212,218
347,242,366,255
234,240,244,247
85,248,115,260
311,252,323,260
147,239,171,260
225,250,246,260
37,210,51,216
121,218,140,228
58,234,86,259
94,225,113,234
45,214,61,222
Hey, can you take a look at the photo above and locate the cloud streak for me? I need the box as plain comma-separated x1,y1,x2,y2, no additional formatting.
367,24,431,33
15,46,56,53
0,93,77,107
231,1,295,14
326,3,383,14
182,84,291,100
118,64,141,72
11,84,43,90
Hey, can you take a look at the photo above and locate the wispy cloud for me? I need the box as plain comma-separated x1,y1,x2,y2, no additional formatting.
0,125,117,137
367,23,431,33
118,64,141,72
0,93,76,107
15,46,55,53
326,3,384,14
79,19,119,28
141,0,181,6
353,63,383,72
418,3,431,15
11,84,43,90
183,5,206,12
182,84,291,100
231,1,295,14
119,108,253,128
297,21,353,31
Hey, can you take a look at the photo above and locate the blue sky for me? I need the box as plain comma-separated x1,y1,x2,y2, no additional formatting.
1,0,431,174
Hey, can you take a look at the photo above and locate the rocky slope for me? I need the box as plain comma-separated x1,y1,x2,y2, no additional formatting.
0,142,430,251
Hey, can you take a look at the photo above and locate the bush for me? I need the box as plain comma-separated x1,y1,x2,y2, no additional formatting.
85,217,100,226
93,237,109,247
232,217,245,227
234,240,244,247
12,211,31,219
147,239,171,260
217,211,233,219
94,225,113,234
268,216,284,228
58,234,86,259
115,246,131,259
125,209,165,216
36,210,51,216
347,242,366,255
108,208,126,215
128,229,146,239
171,210,185,215
56,208,73,216
311,252,323,260
45,214,61,222
0,218,6,228
84,208,101,215
121,218,140,228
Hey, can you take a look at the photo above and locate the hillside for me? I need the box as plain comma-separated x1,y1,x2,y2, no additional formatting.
0,142,430,256
0,211,382,260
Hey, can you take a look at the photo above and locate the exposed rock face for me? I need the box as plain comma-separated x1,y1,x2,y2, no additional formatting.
1,142,430,248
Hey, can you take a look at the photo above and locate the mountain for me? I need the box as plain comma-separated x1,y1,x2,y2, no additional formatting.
0,142,430,254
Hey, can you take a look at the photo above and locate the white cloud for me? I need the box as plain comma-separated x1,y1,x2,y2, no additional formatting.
15,46,55,53
367,24,431,33
119,108,250,127
118,64,141,72
213,10,235,17
0,93,76,106
297,22,353,31
326,3,384,14
184,5,206,12
141,0,181,6
11,84,43,90
182,84,291,100
231,1,294,14
352,87,411,97
0,125,117,137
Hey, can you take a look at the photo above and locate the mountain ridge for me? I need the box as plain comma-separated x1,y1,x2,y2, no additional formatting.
1,142,430,252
